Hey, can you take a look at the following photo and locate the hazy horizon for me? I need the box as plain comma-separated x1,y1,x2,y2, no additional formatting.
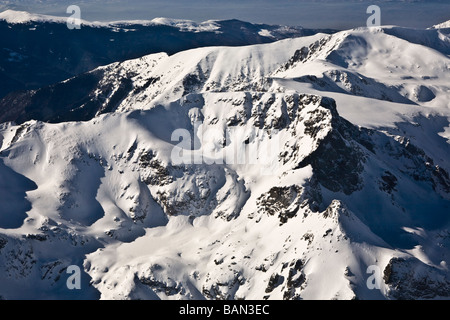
0,0,449,29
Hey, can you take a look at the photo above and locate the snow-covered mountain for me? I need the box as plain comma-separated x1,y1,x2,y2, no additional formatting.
432,20,450,29
2,25,449,124
0,9,229,31
0,23,449,300
0,9,335,100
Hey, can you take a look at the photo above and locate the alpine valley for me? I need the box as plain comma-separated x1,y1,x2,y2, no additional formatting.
0,10,449,300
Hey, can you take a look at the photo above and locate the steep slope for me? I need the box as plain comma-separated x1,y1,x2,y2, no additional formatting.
0,26,449,300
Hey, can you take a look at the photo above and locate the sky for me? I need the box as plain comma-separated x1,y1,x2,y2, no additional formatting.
0,0,449,29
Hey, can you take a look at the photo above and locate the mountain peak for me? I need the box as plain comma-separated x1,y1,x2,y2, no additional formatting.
0,9,68,24
431,20,450,29
146,17,220,32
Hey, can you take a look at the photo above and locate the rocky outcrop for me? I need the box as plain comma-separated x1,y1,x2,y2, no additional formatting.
256,182,321,224
384,257,450,299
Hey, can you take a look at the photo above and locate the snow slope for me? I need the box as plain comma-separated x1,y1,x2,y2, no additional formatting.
0,25,449,300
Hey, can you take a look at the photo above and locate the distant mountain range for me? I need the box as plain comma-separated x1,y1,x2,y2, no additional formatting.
0,9,336,100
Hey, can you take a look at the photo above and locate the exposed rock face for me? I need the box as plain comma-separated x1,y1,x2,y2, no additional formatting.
282,37,331,68
0,236,7,251
2,88,449,300
139,275,185,297
1,26,450,300
384,257,450,300
256,183,321,224
139,150,172,186
265,273,283,293
283,259,306,300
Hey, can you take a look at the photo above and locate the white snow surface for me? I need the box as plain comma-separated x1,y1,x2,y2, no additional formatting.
0,24,450,300
0,9,100,26
0,9,221,32
432,20,450,29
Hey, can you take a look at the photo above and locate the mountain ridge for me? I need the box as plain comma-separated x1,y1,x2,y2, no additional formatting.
0,9,299,31
2,25,449,125
0,9,336,100
0,20,449,300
